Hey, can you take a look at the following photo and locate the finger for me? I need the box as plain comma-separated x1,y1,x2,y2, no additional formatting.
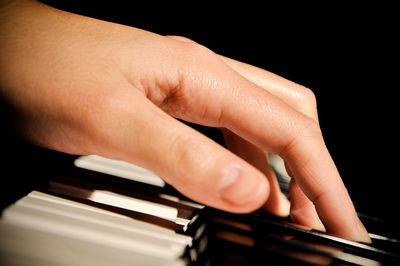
289,178,325,231
220,55,323,231
169,36,292,217
168,36,317,222
219,55,319,122
168,35,318,121
214,55,367,241
222,128,290,217
162,51,370,242
100,91,270,214
281,125,370,243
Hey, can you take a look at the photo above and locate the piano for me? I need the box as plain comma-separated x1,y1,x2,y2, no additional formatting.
1,142,399,265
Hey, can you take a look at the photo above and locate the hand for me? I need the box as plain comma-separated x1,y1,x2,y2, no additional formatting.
0,0,370,242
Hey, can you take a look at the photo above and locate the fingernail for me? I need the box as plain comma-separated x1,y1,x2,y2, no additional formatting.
217,164,268,206
217,165,240,192
355,217,372,243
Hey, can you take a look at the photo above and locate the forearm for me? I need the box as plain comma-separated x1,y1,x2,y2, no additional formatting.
0,0,64,110
0,0,99,152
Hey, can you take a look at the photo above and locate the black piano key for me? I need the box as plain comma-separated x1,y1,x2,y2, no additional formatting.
252,215,399,264
209,217,338,265
205,208,400,265
357,212,400,254
209,216,385,266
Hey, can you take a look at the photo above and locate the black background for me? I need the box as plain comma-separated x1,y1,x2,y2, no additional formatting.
2,1,399,223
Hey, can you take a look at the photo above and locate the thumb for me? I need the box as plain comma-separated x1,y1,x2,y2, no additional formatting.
110,98,270,213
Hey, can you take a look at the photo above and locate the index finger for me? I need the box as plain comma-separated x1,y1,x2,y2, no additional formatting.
174,55,370,242
230,82,369,242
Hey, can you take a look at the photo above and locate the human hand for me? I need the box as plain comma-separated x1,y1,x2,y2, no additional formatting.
0,0,370,242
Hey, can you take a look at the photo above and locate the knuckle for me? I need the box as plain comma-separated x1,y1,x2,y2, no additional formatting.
294,86,317,111
299,86,317,107
188,45,216,66
166,35,196,44
298,116,321,138
168,132,198,169
309,189,328,206
280,115,321,158
165,35,218,73
166,131,215,187
175,38,217,64
162,41,222,120
289,85,317,118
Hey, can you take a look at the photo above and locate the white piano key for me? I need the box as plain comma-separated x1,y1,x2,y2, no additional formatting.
268,153,291,182
29,191,131,220
2,204,187,261
22,191,193,246
74,155,165,187
158,193,205,209
0,221,187,266
73,156,205,217
47,181,186,224
29,191,181,235
89,190,178,221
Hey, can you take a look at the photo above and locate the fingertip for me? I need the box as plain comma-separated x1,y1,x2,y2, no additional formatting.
353,217,372,244
289,178,326,231
263,192,291,217
275,193,291,217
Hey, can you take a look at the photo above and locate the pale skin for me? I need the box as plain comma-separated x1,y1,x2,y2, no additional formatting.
0,0,371,243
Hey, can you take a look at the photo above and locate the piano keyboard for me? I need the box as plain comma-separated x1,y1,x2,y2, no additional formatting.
1,154,399,265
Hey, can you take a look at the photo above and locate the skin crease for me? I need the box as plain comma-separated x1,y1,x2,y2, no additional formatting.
0,0,371,243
